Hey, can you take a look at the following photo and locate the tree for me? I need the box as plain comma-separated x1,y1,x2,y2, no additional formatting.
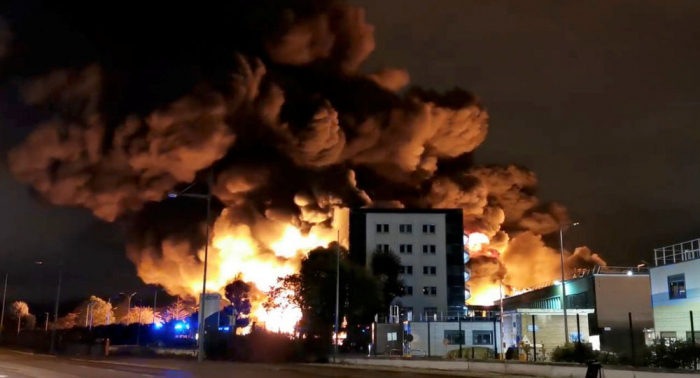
165,297,194,322
10,301,29,334
370,248,405,310
268,244,384,354
224,280,252,330
56,312,79,329
74,296,114,327
123,306,157,325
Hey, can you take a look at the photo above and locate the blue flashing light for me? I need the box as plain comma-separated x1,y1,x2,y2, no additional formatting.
218,326,231,332
174,323,184,330
185,323,190,330
154,322,164,330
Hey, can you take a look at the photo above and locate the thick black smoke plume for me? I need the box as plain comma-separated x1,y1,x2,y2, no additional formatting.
1,0,603,302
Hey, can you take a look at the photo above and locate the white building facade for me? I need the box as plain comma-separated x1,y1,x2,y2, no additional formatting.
349,209,465,317
650,238,700,342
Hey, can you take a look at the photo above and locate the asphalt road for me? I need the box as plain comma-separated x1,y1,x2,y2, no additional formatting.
0,349,511,378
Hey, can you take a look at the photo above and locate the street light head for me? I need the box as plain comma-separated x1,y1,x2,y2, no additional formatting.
34,261,43,265
167,192,178,198
572,222,580,226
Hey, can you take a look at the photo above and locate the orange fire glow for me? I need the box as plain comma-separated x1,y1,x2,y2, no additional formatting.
133,208,343,334
469,284,503,306
465,232,490,252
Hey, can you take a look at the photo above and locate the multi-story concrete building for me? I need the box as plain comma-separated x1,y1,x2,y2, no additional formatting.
650,238,700,342
349,208,465,317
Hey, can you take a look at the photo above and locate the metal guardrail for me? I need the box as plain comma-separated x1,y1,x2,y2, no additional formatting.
654,238,700,266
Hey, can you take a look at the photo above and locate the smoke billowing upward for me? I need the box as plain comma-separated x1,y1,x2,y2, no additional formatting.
2,0,603,309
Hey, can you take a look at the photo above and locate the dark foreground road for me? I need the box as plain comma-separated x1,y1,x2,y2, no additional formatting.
0,348,512,378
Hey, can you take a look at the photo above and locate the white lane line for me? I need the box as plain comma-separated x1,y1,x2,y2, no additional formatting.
69,358,182,371
6,350,34,356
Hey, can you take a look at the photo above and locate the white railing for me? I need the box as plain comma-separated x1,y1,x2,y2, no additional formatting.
654,238,700,266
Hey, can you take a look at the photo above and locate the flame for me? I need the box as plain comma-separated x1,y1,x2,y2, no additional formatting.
254,294,302,335
465,232,490,252
134,209,338,334
468,284,503,306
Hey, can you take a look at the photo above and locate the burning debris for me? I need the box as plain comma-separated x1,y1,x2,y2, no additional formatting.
3,0,604,329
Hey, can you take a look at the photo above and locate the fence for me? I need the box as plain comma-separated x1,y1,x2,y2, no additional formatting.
376,309,700,370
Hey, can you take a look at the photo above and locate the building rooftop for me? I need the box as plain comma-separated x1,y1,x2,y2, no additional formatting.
350,208,463,215
653,238,700,266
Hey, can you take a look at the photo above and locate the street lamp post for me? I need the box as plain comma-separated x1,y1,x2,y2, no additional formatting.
50,269,62,354
120,292,137,323
333,231,340,363
153,289,159,325
45,312,49,332
559,222,579,345
30,260,63,353
167,169,213,362
1,273,7,336
136,299,143,346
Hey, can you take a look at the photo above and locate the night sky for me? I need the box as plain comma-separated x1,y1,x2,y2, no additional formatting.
2,0,700,307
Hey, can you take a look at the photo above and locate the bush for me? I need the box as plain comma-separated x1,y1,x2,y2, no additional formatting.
647,339,698,369
445,346,496,359
212,329,304,363
551,343,596,363
595,350,619,365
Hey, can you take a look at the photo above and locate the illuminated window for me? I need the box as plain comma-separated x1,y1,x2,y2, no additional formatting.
444,330,465,345
473,330,493,345
668,274,686,299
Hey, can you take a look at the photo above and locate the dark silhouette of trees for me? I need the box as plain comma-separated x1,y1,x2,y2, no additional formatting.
266,243,402,356
224,280,252,330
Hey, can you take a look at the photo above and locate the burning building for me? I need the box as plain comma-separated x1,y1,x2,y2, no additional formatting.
3,0,604,332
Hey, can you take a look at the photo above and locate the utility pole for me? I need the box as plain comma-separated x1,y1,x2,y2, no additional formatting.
45,312,49,332
334,231,340,363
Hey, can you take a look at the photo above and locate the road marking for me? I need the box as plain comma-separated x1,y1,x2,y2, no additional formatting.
7,350,34,356
0,374,8,377
69,358,182,371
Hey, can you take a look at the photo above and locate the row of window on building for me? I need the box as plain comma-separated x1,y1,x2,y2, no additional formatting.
401,285,437,296
376,223,436,234
659,331,700,342
377,244,437,254
443,329,494,345
389,326,493,346
398,265,437,275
